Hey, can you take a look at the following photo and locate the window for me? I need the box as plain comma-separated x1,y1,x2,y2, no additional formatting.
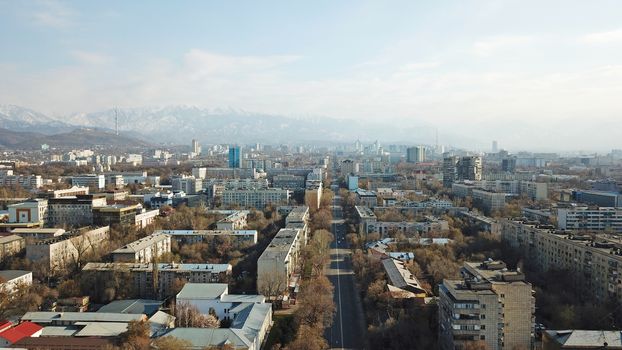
480,335,486,340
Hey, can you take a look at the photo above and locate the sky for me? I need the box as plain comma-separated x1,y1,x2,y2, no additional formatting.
1,0,622,151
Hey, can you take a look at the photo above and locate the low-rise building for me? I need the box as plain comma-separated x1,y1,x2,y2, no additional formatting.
273,174,306,190
0,235,25,261
92,204,139,227
161,230,258,246
557,207,622,232
355,206,377,236
111,232,171,263
10,228,65,241
82,262,232,299
221,188,290,209
472,189,506,213
135,209,159,229
257,227,303,296
0,270,32,292
71,174,105,190
8,199,48,225
543,330,622,349
172,283,272,350
355,189,378,208
215,210,249,230
382,258,427,300
26,226,109,273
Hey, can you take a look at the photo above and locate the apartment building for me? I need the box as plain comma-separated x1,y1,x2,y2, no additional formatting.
161,229,258,246
47,195,107,227
285,206,310,243
0,170,43,189
82,262,232,298
355,206,377,236
439,260,535,350
472,189,506,213
0,270,32,292
443,156,483,187
0,235,25,261
70,174,105,190
502,219,622,302
273,174,306,190
26,226,109,273
171,176,202,195
221,188,290,209
215,210,249,230
111,232,171,263
256,227,303,295
43,186,90,198
557,207,622,232
355,189,378,208
367,218,449,237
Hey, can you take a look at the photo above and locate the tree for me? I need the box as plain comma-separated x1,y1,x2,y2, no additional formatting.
151,336,192,350
464,340,490,350
295,275,335,330
119,320,150,350
174,302,220,328
283,324,329,350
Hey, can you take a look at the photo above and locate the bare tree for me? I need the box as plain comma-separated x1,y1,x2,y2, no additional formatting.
174,301,220,328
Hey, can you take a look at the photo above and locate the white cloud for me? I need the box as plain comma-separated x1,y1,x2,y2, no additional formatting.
70,50,112,65
32,0,76,28
472,35,533,57
183,49,300,77
579,28,622,44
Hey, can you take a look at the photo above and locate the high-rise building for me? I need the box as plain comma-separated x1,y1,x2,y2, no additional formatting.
191,139,201,155
407,146,426,163
492,140,498,153
228,145,241,168
439,260,535,350
443,156,483,187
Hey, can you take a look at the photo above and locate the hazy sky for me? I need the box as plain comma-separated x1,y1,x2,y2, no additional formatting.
1,0,622,151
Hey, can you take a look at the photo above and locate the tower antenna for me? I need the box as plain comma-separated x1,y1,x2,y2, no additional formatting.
114,108,119,136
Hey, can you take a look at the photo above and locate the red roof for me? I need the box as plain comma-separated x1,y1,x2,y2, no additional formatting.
0,321,11,333
0,322,42,344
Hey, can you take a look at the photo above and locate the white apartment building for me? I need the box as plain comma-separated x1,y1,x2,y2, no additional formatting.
0,270,32,292
161,229,258,246
216,210,249,230
472,189,506,213
221,189,290,209
0,170,43,189
557,207,622,232
172,176,202,195
71,174,105,190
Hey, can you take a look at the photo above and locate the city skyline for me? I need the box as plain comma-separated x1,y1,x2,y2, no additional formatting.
1,1,622,150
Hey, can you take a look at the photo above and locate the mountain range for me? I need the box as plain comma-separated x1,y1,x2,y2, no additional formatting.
0,104,476,148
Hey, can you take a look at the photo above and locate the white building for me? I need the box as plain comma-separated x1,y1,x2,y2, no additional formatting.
221,189,290,209
71,174,105,190
257,227,303,296
8,199,48,225
557,207,622,232
216,210,249,230
0,270,32,292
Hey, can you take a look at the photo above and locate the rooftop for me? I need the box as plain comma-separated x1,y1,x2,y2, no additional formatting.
83,262,232,273
177,283,228,300
112,232,169,254
0,270,31,282
545,330,622,348
0,235,23,244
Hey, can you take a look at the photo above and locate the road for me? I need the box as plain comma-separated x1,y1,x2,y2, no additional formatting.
324,193,367,349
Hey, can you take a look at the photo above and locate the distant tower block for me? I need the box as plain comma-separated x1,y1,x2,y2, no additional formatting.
492,140,498,153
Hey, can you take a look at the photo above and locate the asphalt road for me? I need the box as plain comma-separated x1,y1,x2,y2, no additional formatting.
324,194,367,349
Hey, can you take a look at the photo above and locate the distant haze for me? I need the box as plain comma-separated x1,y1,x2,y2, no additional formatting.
1,1,621,151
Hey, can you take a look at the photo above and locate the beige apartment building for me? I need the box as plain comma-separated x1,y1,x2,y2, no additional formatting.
502,219,622,302
439,260,535,350
256,227,303,296
111,232,171,263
